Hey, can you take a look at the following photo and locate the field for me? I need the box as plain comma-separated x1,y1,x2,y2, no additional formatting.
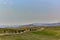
0,26,60,40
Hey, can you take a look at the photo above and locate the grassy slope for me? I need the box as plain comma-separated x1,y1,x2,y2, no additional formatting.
0,31,59,40
0,26,60,40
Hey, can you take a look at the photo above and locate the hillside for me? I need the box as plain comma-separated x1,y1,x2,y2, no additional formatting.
0,26,60,40
0,31,59,40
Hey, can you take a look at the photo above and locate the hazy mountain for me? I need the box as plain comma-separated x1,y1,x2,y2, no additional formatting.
0,25,21,28
28,23,60,26
0,23,60,28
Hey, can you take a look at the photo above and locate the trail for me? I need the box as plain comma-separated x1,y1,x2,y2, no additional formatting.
0,33,18,36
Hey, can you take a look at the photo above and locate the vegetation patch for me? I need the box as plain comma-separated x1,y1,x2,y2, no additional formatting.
32,30,59,36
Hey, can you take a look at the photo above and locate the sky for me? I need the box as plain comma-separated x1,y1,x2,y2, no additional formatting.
0,0,60,25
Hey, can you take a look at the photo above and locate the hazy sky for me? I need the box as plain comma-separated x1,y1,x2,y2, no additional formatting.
0,0,60,25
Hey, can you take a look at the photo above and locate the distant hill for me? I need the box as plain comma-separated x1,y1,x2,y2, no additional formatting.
27,23,60,26
0,23,60,28
0,25,20,28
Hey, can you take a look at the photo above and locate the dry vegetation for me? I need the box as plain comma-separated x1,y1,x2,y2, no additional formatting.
0,26,60,40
